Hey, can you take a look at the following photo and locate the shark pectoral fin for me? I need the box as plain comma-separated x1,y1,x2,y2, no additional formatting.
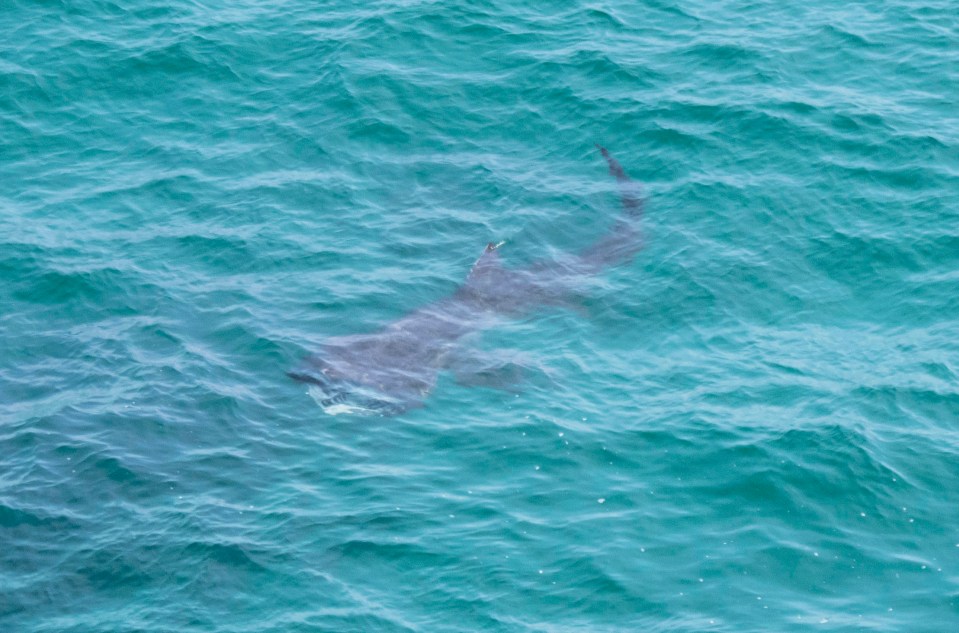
452,361,526,393
445,345,528,393
554,295,592,319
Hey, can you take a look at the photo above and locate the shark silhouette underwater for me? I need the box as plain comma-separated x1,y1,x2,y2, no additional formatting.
288,146,643,415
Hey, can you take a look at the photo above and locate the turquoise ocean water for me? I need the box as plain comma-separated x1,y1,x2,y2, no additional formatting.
2,1,958,630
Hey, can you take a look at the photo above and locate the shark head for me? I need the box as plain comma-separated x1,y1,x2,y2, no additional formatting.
287,358,413,417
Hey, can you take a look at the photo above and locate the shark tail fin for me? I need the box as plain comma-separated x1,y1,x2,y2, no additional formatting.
569,145,644,271
596,144,643,218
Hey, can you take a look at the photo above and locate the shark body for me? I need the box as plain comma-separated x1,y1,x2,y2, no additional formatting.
289,146,643,415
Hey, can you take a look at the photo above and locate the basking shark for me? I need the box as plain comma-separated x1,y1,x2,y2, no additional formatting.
289,146,643,415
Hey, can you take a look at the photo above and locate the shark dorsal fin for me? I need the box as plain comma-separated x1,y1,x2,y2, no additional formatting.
466,241,505,285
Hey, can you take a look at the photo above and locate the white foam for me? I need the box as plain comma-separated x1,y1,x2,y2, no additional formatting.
324,403,373,416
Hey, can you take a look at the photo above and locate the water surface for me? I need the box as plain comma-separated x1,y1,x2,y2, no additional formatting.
2,1,958,631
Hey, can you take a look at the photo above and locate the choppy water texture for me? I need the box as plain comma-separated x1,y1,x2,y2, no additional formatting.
2,1,958,631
